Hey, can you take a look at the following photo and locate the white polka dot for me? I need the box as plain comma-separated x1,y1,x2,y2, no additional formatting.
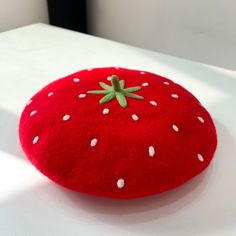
171,94,179,99
197,153,204,162
132,114,139,121
102,108,109,115
78,94,86,98
115,67,120,69
88,68,93,71
30,110,37,116
107,76,112,81
117,178,125,189
90,138,98,147
142,82,149,87
172,124,179,132
73,78,80,83
148,146,155,157
32,136,39,144
48,92,54,97
163,81,170,85
150,101,157,106
62,114,71,121
198,116,205,123
27,99,32,105
140,71,145,75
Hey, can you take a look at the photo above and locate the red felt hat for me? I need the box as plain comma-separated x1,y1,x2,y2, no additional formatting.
19,67,217,199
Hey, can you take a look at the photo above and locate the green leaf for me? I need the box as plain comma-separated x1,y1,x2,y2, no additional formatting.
119,80,125,89
124,92,144,100
99,92,115,104
88,75,144,108
87,90,110,94
99,82,112,90
116,93,127,108
124,86,141,92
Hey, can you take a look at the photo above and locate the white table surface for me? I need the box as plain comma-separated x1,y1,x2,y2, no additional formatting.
0,23,236,236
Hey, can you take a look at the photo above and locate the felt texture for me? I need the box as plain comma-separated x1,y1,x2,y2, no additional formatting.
19,67,217,199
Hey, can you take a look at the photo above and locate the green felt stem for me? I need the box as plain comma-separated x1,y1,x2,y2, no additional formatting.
111,75,122,92
87,74,144,108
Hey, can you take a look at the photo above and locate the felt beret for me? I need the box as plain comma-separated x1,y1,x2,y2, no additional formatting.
19,67,217,199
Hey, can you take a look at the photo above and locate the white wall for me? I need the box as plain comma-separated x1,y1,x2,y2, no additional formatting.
87,0,236,71
0,0,48,32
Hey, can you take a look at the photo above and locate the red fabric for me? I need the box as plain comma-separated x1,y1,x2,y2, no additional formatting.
19,67,217,199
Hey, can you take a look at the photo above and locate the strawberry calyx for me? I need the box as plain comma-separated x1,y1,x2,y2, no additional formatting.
87,75,144,108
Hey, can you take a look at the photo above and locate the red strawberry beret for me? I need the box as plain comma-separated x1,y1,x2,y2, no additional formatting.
19,67,217,199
